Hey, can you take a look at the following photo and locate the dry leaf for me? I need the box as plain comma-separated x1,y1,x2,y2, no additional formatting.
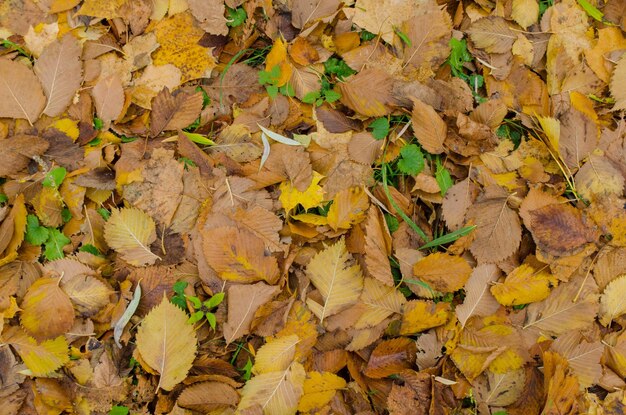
0,59,45,124
400,300,451,335
363,337,417,378
364,207,393,286
338,69,395,117
468,17,516,53
600,275,626,326
3,327,69,376
237,362,305,415
178,381,240,412
92,74,124,125
456,264,501,327
491,261,558,306
103,208,160,266
354,277,405,329
188,0,228,35
327,186,369,230
306,238,364,324
135,294,197,391
297,371,346,412
0,135,49,177
223,282,280,344
413,252,472,293
34,35,82,117
150,88,204,137
20,277,75,341
411,98,447,154
611,53,626,111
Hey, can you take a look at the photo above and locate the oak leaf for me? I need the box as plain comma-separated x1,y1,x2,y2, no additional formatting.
34,35,82,117
306,238,364,324
135,294,197,391
103,208,160,266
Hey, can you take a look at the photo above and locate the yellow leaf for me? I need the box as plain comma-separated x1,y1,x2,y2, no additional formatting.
354,277,406,329
32,186,64,228
306,238,364,324
491,262,558,306
298,371,347,412
585,27,626,83
413,252,472,293
265,38,293,87
135,294,197,391
20,277,75,341
600,275,626,326
254,334,299,374
3,327,69,376
279,171,324,212
103,207,160,266
326,186,369,230
536,115,560,156
50,118,79,141
399,300,451,335
75,0,125,18
152,12,217,82
291,213,328,225
237,362,306,415
511,0,538,28
273,301,318,362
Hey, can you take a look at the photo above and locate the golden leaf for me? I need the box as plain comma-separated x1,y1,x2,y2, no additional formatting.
202,226,279,284
400,300,451,335
135,294,197,391
265,38,293,87
306,238,364,324
600,275,626,326
326,186,369,230
279,171,325,212
511,0,538,28
3,327,69,376
237,362,306,415
254,334,300,374
413,252,472,293
103,207,159,266
20,277,75,341
273,301,318,362
491,262,558,306
297,371,347,412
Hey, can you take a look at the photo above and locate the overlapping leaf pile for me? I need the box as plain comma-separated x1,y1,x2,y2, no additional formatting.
1,0,626,413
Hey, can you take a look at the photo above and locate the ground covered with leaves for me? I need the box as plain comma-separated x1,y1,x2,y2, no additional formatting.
1,0,626,414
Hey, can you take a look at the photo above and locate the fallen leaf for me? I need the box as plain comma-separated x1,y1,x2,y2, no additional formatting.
327,186,369,230
413,252,472,293
400,300,451,335
364,207,393,286
178,381,240,412
92,74,124,125
223,282,280,344
20,277,75,341
468,17,517,54
150,88,204,136
3,327,69,376
103,207,160,266
363,337,417,378
338,69,396,117
135,294,197,391
491,261,558,306
411,98,447,154
188,0,228,35
297,371,347,412
600,275,626,326
456,264,501,327
0,135,49,177
0,59,45,125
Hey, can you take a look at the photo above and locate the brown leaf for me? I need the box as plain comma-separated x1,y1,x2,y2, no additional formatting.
231,206,284,253
127,266,178,317
529,203,598,257
411,98,447,154
0,59,45,125
214,124,262,163
316,106,363,133
468,17,517,54
0,135,49,177
150,88,204,137
34,35,83,117
338,69,396,117
188,0,228,35
348,132,381,165
178,381,240,412
467,186,522,263
456,264,501,327
441,178,479,231
263,144,312,192
203,226,279,284
92,74,124,125
363,337,417,379
291,0,341,29
364,207,393,286
558,108,598,171
223,282,280,344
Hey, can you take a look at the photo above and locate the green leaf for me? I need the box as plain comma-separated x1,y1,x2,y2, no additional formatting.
109,406,129,415
25,214,49,246
279,83,295,97
97,208,111,221
0,194,7,205
323,57,356,80
240,357,253,380
79,244,101,256
447,38,472,77
206,312,217,329
393,26,412,47
88,137,102,147
397,144,424,175
435,158,453,196
266,84,278,98
120,135,137,143
178,157,196,170
93,117,104,130
204,292,225,309
576,0,604,22
181,131,216,146
61,208,72,223
188,296,202,309
226,6,247,27
171,294,187,310
173,281,188,295
419,225,476,250
42,167,67,189
384,213,399,233
195,86,211,107
188,310,204,324
323,89,341,103
369,117,389,140
44,228,71,260
302,91,321,104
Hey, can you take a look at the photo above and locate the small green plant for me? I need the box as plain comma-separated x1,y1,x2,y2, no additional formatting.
79,244,103,256
324,57,356,80
258,65,294,98
446,38,486,103
0,194,8,205
171,281,225,329
434,157,453,196
359,30,377,41
97,207,111,220
226,6,247,27
1,39,30,58
393,26,412,47
93,117,104,130
302,78,340,106
25,214,71,260
397,144,425,176
178,157,196,170
496,118,525,148
369,117,390,140
538,0,554,16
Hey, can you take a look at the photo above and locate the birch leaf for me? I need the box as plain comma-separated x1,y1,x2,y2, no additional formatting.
135,294,197,391
103,208,160,266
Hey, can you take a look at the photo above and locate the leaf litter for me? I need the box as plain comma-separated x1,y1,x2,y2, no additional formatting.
0,0,626,413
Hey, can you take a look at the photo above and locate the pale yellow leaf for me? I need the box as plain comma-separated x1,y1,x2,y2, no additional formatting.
400,300,451,335
456,264,501,327
306,238,364,324
511,0,538,29
354,277,405,329
254,334,300,374
600,275,626,326
135,294,197,391
103,208,159,266
297,371,346,412
237,362,305,415
468,17,516,54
